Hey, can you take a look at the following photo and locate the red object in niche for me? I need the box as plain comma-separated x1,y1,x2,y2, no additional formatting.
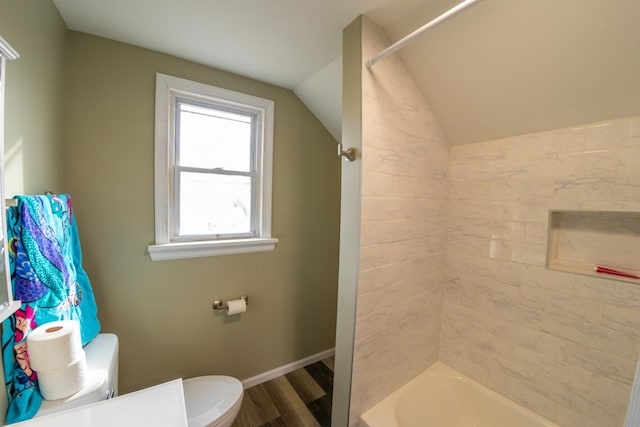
593,265,640,279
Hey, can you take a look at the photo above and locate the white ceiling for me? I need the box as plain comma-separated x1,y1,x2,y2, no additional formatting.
386,0,640,144
52,0,640,145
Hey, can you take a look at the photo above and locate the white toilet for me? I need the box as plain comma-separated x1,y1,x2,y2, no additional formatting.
182,376,244,427
35,333,244,427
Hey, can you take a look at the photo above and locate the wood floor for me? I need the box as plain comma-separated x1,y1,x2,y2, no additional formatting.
232,357,334,427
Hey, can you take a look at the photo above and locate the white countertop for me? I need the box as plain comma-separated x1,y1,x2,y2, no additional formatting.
14,379,188,427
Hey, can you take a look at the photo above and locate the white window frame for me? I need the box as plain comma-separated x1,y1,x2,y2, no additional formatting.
148,73,277,261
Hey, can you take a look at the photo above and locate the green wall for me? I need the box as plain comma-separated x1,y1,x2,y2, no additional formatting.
0,0,340,400
0,0,67,197
0,1,68,423
63,32,340,393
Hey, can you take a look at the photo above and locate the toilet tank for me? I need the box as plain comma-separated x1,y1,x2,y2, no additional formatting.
36,333,119,417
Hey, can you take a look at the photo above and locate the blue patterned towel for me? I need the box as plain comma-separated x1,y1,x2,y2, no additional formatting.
1,194,101,423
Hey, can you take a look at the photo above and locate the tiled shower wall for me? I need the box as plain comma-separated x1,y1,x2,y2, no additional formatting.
349,17,450,426
442,116,640,427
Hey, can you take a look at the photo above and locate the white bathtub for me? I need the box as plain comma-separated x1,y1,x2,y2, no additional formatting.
359,362,560,427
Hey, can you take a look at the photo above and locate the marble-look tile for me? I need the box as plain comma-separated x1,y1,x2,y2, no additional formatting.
487,360,559,418
360,236,446,271
448,163,466,182
552,176,640,202
502,201,549,222
503,240,547,265
445,284,496,315
439,343,489,384
533,330,567,362
588,373,633,416
541,314,634,359
520,285,603,324
356,274,443,317
490,320,544,351
358,255,440,293
524,222,547,245
503,127,585,158
360,197,447,222
447,233,493,258
364,115,432,152
464,158,529,181
601,304,640,337
356,17,640,427
574,275,640,307
448,270,520,301
361,170,448,199
493,300,542,326
585,120,636,150
511,344,593,391
449,139,507,163
350,17,448,425
554,404,618,427
360,217,447,246
518,263,576,293
617,147,640,176
446,251,502,279
440,115,640,427
449,217,526,241
449,199,506,220
450,177,551,202
442,303,492,336
562,342,636,384
528,150,618,178
362,144,446,181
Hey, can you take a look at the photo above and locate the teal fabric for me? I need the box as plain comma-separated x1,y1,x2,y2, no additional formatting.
2,194,100,423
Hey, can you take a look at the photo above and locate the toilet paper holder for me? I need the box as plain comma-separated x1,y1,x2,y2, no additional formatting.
212,296,248,311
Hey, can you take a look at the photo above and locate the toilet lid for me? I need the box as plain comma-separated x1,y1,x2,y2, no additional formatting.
182,376,243,426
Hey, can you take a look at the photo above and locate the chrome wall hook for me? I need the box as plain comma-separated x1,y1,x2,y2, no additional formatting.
338,144,356,162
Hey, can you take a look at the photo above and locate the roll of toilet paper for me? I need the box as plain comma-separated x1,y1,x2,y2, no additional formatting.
37,352,88,400
27,320,84,372
226,298,246,316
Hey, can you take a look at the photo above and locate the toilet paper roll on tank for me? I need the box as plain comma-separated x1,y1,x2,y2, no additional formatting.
27,320,88,400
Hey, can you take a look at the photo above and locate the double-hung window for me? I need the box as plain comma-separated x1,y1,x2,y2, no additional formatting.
148,73,277,261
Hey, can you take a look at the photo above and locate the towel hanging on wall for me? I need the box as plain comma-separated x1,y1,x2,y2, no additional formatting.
1,194,101,424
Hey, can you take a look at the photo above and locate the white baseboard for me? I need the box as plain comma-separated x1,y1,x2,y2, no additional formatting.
241,348,335,389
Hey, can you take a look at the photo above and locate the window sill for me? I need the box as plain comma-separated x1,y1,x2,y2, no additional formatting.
147,237,278,261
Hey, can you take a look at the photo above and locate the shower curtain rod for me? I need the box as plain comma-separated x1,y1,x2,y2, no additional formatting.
366,0,483,68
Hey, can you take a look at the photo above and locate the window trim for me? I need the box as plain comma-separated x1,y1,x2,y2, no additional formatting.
148,73,277,261
172,97,258,241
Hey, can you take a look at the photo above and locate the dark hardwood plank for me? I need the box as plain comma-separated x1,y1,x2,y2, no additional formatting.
264,376,320,427
260,417,287,427
285,368,326,404
234,383,281,427
232,357,334,427
321,356,334,372
306,394,332,427
305,362,334,396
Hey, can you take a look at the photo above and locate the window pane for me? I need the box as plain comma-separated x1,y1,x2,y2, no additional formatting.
178,172,253,237
178,101,253,172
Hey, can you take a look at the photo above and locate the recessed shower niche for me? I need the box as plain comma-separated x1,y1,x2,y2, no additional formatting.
547,210,640,283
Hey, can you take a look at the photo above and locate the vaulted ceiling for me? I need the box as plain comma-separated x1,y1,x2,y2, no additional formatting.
52,0,640,145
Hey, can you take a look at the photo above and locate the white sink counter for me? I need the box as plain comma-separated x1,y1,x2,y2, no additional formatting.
13,379,188,427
